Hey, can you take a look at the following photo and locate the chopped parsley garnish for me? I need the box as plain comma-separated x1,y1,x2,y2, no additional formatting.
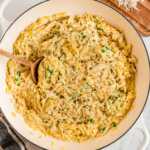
112,122,117,128
80,32,86,39
97,27,104,32
70,92,80,101
84,82,91,89
45,67,53,79
14,71,21,86
87,118,94,123
101,45,111,53
99,127,106,133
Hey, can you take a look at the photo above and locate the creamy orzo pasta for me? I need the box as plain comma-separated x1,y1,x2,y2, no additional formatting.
6,13,136,142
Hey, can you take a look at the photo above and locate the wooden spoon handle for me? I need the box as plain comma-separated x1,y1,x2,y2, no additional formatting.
0,49,32,67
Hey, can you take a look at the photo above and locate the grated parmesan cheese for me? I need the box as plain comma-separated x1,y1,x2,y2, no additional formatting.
116,0,142,9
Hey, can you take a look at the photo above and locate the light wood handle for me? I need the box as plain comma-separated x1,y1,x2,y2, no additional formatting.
0,49,32,67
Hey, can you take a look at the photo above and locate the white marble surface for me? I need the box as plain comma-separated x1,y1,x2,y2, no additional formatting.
0,0,150,150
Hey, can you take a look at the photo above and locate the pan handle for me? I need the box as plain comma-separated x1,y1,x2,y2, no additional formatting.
0,0,11,32
135,116,150,150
